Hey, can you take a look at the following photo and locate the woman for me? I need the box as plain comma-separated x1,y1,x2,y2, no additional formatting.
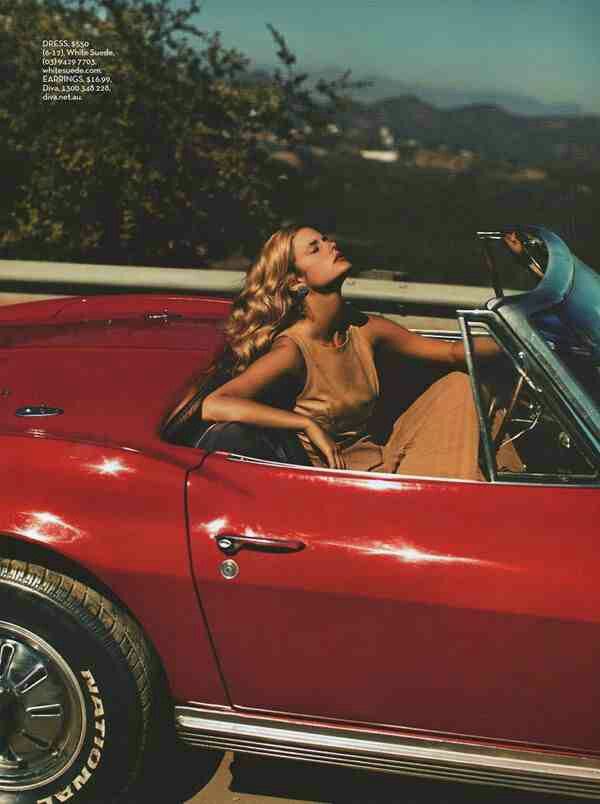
202,225,498,480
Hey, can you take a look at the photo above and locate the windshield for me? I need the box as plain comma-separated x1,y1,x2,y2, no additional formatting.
530,258,600,405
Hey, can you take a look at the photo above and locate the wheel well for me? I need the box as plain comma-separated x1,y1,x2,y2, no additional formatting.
0,532,170,690
1,532,120,601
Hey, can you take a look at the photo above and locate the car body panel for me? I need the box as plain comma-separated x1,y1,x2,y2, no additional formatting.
0,433,228,704
0,293,230,457
0,295,235,704
188,453,600,752
0,292,232,325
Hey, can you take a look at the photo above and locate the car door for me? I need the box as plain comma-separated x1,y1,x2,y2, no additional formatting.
187,453,600,752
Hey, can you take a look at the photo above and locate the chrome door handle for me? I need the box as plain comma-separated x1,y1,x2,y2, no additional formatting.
216,534,305,556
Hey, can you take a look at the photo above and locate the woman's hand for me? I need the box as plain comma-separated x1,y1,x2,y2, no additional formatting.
503,231,545,279
304,421,346,470
503,231,524,257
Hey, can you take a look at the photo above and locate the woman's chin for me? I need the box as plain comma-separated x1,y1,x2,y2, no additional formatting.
334,258,352,276
318,260,353,292
331,264,352,289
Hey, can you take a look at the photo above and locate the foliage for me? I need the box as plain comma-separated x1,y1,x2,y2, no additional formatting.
0,0,356,265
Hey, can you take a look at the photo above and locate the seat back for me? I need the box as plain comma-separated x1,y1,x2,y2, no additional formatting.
193,421,311,465
161,374,311,466
161,337,312,467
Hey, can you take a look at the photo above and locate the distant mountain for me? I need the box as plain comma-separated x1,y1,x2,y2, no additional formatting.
248,66,585,117
247,66,599,164
336,94,600,165
306,69,587,117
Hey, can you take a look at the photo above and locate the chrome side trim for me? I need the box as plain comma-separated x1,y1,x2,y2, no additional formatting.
175,705,600,799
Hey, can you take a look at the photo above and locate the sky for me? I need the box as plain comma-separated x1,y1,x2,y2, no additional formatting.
181,0,600,114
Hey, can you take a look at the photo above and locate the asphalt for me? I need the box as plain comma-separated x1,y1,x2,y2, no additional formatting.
134,747,560,804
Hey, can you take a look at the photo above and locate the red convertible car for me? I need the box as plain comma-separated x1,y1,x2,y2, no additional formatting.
0,226,598,803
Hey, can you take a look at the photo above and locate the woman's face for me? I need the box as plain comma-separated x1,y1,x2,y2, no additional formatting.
292,228,352,291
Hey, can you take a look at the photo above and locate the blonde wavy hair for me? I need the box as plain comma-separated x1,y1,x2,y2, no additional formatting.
224,225,307,376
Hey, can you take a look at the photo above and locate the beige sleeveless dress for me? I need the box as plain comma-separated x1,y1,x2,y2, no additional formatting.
275,324,384,471
275,322,487,481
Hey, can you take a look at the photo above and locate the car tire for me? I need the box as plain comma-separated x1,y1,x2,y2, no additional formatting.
0,558,161,803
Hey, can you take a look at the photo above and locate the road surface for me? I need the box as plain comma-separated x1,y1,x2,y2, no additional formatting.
132,746,559,803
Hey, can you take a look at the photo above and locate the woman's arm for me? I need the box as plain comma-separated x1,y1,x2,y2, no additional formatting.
203,337,346,469
365,315,500,366
203,337,305,425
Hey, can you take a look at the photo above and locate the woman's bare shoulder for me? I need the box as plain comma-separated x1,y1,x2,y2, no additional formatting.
354,312,389,345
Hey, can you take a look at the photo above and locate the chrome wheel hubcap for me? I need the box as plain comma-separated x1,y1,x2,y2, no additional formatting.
0,621,86,791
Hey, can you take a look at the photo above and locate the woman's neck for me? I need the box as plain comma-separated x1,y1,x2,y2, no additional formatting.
302,292,348,345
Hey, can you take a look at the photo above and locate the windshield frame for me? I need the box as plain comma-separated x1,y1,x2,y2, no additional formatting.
481,226,600,453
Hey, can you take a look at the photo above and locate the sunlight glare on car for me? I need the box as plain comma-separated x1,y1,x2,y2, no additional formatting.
320,538,511,569
199,516,229,537
31,511,72,528
87,457,134,476
360,541,482,565
394,545,480,565
14,511,84,543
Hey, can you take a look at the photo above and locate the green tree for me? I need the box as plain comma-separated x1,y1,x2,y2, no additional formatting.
0,0,355,265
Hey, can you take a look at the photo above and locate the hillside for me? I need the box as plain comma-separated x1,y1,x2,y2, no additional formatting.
336,95,600,165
